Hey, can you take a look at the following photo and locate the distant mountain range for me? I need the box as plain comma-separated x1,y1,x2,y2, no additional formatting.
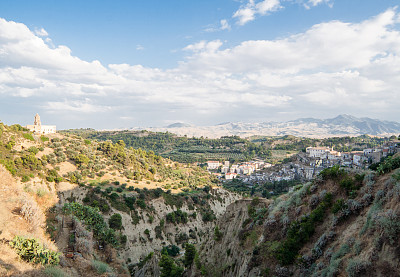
144,115,400,138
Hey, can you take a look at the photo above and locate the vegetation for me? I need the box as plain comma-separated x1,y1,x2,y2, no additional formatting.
159,251,184,277
275,192,333,265
108,213,123,230
91,259,113,274
9,236,60,265
184,243,197,267
166,209,188,224
63,202,119,247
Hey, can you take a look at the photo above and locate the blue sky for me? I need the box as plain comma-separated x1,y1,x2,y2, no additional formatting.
0,0,400,129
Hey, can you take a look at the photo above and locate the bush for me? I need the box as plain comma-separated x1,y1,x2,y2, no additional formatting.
332,199,347,214
159,253,183,277
63,202,118,246
184,243,196,267
163,245,180,257
91,260,113,274
214,226,223,241
21,198,45,230
9,236,59,265
166,209,188,224
109,213,123,230
23,133,35,141
346,259,371,277
319,165,346,181
275,193,332,265
43,267,69,277
377,155,400,175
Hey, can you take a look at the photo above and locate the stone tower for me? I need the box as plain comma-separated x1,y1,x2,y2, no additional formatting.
34,113,41,126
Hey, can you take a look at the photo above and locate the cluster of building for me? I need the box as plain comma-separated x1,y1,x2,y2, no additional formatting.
212,141,400,185
305,145,398,168
206,160,270,180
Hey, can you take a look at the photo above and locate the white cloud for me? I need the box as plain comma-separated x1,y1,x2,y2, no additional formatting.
220,19,231,31
136,44,144,50
233,0,334,25
233,0,282,25
1,9,400,127
204,19,231,32
34,27,48,37
305,0,333,9
44,98,111,113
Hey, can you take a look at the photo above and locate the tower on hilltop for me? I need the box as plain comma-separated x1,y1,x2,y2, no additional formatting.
26,114,56,135
34,113,41,126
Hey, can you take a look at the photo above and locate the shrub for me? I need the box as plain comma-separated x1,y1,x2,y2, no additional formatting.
319,165,346,181
23,133,35,141
332,199,347,214
166,209,188,224
377,155,400,175
108,213,123,230
184,243,196,267
346,259,371,277
43,267,69,277
159,253,183,277
63,202,118,246
214,226,223,241
28,146,39,155
21,198,45,230
9,236,59,265
163,245,180,257
40,136,49,142
275,193,332,265
91,260,113,274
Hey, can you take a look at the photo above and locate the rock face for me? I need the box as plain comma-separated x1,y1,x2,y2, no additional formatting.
146,114,400,138
189,198,271,277
118,188,242,264
184,162,400,277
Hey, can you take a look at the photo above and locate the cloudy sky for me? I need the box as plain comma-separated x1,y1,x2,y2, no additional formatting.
0,0,400,129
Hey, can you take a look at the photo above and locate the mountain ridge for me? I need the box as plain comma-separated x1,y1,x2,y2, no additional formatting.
144,115,400,138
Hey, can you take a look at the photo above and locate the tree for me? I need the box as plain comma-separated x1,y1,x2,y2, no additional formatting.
108,213,122,230
184,243,196,267
75,154,90,166
159,253,183,277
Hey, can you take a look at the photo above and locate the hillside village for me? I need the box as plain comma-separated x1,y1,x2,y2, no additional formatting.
209,140,400,186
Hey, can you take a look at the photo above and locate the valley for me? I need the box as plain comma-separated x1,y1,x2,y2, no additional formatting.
0,121,399,276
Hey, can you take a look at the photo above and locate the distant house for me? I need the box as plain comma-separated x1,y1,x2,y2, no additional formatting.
207,161,220,170
26,114,56,135
225,173,237,180
306,147,332,158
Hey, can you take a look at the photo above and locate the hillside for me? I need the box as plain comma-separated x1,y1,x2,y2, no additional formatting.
188,155,400,276
62,129,394,164
0,122,240,276
1,121,400,277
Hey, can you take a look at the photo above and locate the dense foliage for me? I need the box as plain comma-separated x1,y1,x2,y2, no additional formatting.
9,236,60,265
63,202,119,247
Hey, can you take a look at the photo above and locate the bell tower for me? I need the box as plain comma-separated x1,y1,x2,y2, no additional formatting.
34,113,41,126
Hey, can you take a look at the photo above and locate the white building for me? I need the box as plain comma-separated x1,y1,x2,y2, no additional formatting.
225,173,237,180
26,114,56,135
306,147,332,158
207,161,220,170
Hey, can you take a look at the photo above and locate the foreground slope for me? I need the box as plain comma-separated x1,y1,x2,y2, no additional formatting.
0,122,241,276
188,155,400,276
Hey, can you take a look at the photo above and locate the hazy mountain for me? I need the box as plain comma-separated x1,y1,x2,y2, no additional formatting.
147,115,400,138
166,122,192,128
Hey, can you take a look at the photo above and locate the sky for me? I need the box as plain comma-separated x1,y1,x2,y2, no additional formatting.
0,0,400,129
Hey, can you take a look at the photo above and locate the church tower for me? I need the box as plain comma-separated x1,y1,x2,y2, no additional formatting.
34,113,41,126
